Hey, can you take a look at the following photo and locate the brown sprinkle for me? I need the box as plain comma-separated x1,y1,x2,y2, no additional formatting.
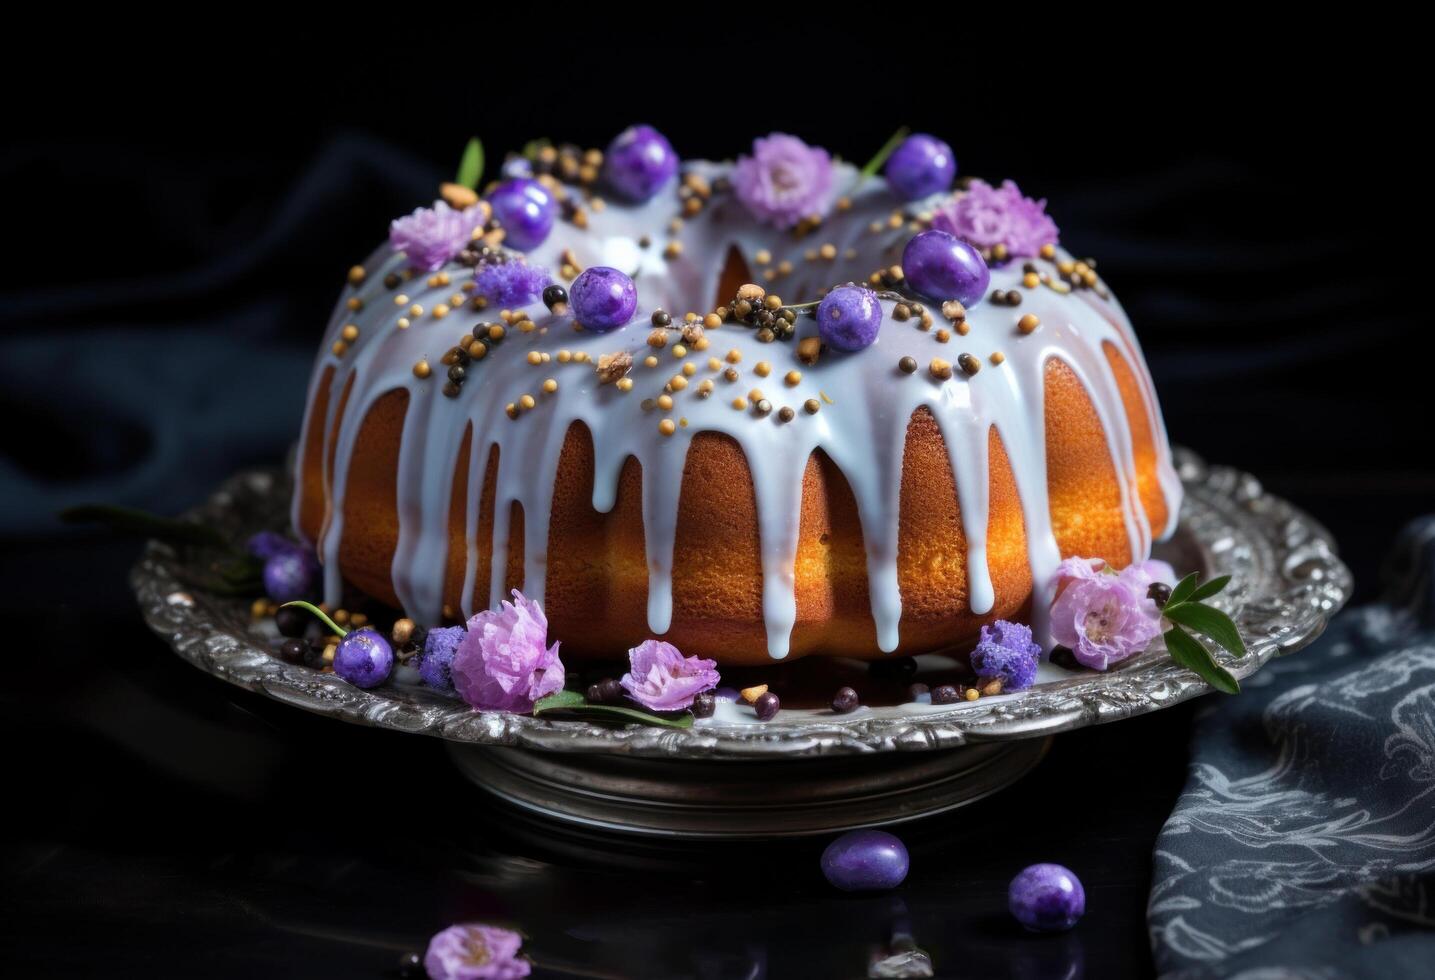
347,265,366,285
804,398,821,414
1018,313,1041,334
797,336,822,365
941,300,966,321
929,358,953,380
778,406,796,422
898,355,918,374
958,352,981,376
990,351,1006,365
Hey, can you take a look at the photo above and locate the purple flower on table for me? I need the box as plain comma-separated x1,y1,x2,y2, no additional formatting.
389,201,484,273
423,923,530,980
418,625,465,690
450,590,564,713
620,639,720,712
473,257,552,308
971,619,1042,691
1049,557,1162,671
931,178,1059,258
732,133,835,229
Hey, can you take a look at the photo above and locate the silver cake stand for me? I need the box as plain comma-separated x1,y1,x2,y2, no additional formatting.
132,449,1350,838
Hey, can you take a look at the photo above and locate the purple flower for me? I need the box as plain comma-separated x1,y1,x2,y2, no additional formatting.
473,257,552,308
1049,558,1161,671
971,620,1042,691
423,923,529,980
389,201,484,273
620,640,720,712
451,590,565,713
931,179,1059,258
732,133,835,229
418,625,464,690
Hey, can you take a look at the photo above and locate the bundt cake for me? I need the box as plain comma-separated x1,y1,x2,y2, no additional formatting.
292,130,1181,667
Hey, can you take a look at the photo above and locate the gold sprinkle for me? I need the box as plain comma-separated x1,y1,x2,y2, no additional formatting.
731,397,747,410
397,317,411,329
703,312,723,330
518,394,535,410
754,249,772,265
784,370,802,386
1018,313,1041,334
929,357,953,380
657,393,674,410
664,241,683,259
668,375,688,391
1039,243,1056,260
616,377,634,392
1023,272,1041,289
935,328,951,343
658,419,677,436
347,265,366,285
505,403,518,419
394,294,409,306
990,352,1006,365
557,350,572,363
725,348,742,364
341,324,359,342
681,362,697,377
413,359,431,379
526,351,543,365
643,354,659,368
542,378,558,394
346,297,363,312
818,243,837,261
487,324,506,341
672,344,687,358
331,340,348,356
409,304,424,317
754,361,771,378
708,357,723,371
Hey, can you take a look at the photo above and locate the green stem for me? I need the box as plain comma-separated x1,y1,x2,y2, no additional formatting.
280,601,348,638
858,126,911,184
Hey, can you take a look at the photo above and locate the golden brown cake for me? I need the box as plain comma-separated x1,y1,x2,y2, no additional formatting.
292,138,1180,667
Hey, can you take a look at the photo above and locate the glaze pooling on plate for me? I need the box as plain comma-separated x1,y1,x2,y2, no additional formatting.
292,159,1181,659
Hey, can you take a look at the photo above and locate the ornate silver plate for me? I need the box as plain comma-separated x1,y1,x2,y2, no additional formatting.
132,449,1351,836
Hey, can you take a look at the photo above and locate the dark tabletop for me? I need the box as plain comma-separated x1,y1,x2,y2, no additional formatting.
2,36,1426,979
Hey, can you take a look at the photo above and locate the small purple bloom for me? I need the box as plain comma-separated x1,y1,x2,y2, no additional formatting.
971,619,1041,691
389,201,484,273
620,640,720,712
473,258,552,308
817,285,883,352
931,178,1060,259
732,133,835,229
884,133,956,201
332,627,394,689
423,923,529,980
1049,558,1162,670
604,124,679,202
418,625,464,690
451,590,564,713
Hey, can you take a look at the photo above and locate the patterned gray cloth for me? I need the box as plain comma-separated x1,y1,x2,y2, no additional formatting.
1150,517,1435,979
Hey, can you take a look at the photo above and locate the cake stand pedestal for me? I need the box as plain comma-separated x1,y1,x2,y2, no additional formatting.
447,738,1050,838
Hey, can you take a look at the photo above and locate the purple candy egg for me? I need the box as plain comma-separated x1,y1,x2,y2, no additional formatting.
817,285,883,352
1009,863,1085,932
262,550,315,604
604,124,679,202
902,230,990,308
884,133,956,201
570,266,637,332
821,829,910,891
333,627,394,689
488,178,554,251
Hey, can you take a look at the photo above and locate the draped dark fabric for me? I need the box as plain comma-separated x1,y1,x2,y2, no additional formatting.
1151,518,1435,978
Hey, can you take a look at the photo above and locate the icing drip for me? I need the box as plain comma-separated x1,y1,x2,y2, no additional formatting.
292,162,1181,657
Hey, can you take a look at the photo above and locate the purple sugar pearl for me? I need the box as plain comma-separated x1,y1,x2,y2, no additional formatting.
604,124,679,202
817,285,883,353
821,830,910,892
569,266,637,332
488,178,554,251
902,230,990,307
1009,863,1085,932
262,550,315,604
333,627,394,689
884,133,956,201
418,625,464,690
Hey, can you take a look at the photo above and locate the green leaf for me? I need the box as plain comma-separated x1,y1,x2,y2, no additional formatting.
1164,626,1240,694
859,126,912,182
60,504,233,551
533,691,693,729
1187,574,1232,603
456,137,484,189
279,601,348,638
1164,603,1246,657
1165,571,1201,609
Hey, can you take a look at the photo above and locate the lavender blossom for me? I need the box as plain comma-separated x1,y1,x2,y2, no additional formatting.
931,179,1059,258
450,590,564,713
389,201,484,273
619,640,720,712
732,133,835,229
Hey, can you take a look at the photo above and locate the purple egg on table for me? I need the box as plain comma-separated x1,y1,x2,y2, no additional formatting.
821,829,910,891
262,550,315,604
1009,863,1085,932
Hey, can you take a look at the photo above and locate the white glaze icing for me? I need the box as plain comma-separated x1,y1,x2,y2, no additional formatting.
292,161,1182,658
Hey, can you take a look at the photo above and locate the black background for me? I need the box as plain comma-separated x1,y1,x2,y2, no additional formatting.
2,30,1428,978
